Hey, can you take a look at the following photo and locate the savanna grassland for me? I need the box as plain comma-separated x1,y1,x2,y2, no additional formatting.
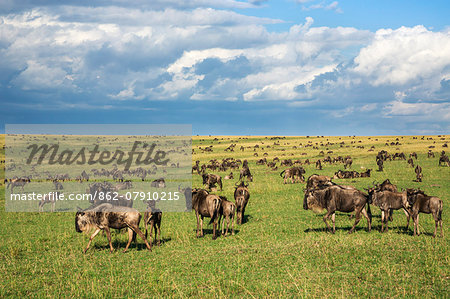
0,134,449,298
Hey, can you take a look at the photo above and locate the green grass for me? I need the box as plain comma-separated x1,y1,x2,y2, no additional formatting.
0,135,449,298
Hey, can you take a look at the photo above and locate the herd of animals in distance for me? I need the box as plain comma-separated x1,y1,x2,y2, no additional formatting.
3,135,449,253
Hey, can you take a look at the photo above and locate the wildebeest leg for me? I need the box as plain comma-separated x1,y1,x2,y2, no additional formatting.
403,208,410,230
195,212,201,237
127,223,152,252
388,209,393,222
200,216,204,237
231,214,235,235
84,228,101,253
156,221,161,246
104,227,114,253
380,210,385,232
434,215,438,238
220,215,225,235
51,201,55,213
361,208,371,232
331,213,336,234
349,208,362,234
123,228,134,253
413,214,418,236
212,219,217,240
416,214,420,236
439,219,443,238
149,219,154,244
323,211,333,233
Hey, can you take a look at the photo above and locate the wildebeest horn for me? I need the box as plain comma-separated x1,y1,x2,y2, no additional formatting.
77,206,83,212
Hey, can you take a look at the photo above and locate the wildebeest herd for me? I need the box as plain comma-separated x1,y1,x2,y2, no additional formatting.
5,136,448,253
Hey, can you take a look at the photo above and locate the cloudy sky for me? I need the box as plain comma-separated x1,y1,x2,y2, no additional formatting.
1,0,449,135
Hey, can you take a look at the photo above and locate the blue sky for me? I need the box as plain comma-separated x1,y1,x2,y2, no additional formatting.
0,0,449,135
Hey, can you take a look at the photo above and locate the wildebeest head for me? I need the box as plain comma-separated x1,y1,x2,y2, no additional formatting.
75,211,88,233
235,181,248,188
303,189,326,212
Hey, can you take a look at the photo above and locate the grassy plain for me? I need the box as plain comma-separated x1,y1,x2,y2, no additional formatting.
0,134,449,298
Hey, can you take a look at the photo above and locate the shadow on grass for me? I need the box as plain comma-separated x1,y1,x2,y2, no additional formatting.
191,228,241,237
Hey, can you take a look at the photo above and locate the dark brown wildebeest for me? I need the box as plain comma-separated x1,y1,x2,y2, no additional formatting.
224,172,234,180
151,178,166,188
360,169,371,178
144,201,162,245
75,203,152,253
53,180,63,190
191,189,221,239
305,174,333,191
367,189,410,233
234,181,250,225
414,165,423,182
427,150,435,158
303,185,372,234
218,196,235,236
376,158,384,172
315,159,322,170
344,157,353,169
405,189,443,237
333,170,360,179
438,154,450,166
202,173,223,191
87,182,133,208
280,167,305,184
410,152,418,159
407,158,414,168
239,166,253,182
7,177,31,193
38,191,61,212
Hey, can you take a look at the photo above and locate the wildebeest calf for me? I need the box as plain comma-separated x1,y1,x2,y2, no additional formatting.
218,196,235,236
75,203,152,253
367,189,409,232
234,181,250,224
144,202,162,245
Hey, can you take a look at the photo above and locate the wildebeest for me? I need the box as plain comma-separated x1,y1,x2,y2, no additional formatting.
191,189,221,239
438,154,450,166
38,191,61,212
218,196,235,236
151,178,166,188
303,185,372,234
7,177,31,193
114,180,133,191
333,170,360,179
344,157,353,169
360,169,371,178
414,165,423,182
410,152,418,159
86,182,133,208
53,180,63,190
377,159,384,171
239,166,253,182
315,160,322,170
75,203,152,253
234,181,250,225
202,173,223,191
427,150,435,158
405,189,443,237
407,158,414,168
280,167,305,184
143,202,162,245
367,189,409,232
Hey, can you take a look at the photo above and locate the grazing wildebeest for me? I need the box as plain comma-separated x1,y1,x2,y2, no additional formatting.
376,158,384,171
305,174,333,191
344,157,353,169
218,196,235,236
407,158,414,168
438,154,450,166
427,150,435,158
414,165,423,182
191,189,221,239
75,204,152,253
367,189,410,233
239,166,253,182
315,160,322,170
280,167,305,184
7,177,31,193
224,172,234,180
410,152,418,159
303,185,372,234
87,182,133,208
202,173,223,191
234,181,250,225
405,189,443,237
38,191,61,212
144,202,162,245
151,178,166,188
53,180,63,190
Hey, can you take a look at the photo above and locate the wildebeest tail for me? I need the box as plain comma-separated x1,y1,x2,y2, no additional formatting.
208,197,221,225
438,200,443,221
280,170,285,177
